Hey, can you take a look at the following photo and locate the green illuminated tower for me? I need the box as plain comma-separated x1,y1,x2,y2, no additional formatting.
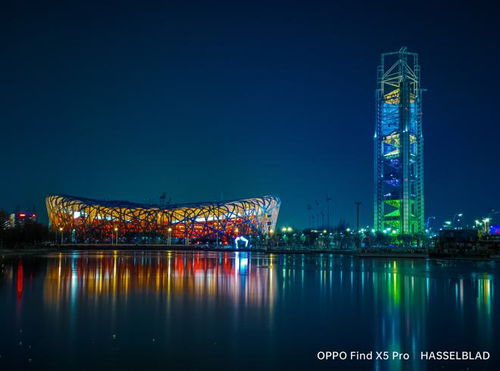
374,47,424,234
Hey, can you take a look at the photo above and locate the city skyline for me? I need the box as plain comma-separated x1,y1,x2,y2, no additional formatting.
1,2,499,229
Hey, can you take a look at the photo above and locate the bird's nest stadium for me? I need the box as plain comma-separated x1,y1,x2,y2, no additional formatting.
46,194,280,244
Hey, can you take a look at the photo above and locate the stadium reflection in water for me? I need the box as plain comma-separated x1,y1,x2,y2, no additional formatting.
43,251,277,311
1,251,498,370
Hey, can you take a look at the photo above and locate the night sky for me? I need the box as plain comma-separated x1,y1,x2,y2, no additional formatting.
1,1,499,229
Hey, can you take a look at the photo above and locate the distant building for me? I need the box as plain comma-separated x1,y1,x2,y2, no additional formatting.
434,229,479,255
490,225,500,235
433,229,500,257
9,212,37,228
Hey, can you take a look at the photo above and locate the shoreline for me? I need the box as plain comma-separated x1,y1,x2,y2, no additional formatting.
0,245,497,261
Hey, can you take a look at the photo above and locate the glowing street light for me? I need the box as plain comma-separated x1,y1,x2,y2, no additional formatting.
482,218,491,234
452,213,464,228
167,227,172,246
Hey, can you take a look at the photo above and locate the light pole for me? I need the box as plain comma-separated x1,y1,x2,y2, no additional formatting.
452,213,463,228
326,196,332,232
355,201,361,233
114,227,118,245
59,227,63,245
268,228,274,248
425,216,436,231
167,227,172,246
482,218,491,234
355,202,361,248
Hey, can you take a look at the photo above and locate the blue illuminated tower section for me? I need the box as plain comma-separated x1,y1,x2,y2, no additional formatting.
374,47,424,234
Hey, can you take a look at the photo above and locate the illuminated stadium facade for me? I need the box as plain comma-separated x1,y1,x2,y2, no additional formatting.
374,47,424,234
46,194,280,244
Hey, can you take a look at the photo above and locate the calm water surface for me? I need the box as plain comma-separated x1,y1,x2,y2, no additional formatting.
0,250,498,370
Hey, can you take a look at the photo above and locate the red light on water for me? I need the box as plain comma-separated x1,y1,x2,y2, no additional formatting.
17,262,24,298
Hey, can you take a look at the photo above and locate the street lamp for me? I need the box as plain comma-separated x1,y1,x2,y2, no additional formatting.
452,213,463,228
114,227,118,245
482,218,491,234
59,227,63,245
167,227,172,246
425,216,436,230
264,228,274,249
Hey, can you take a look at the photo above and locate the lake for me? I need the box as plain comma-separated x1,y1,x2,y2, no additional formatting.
0,250,498,370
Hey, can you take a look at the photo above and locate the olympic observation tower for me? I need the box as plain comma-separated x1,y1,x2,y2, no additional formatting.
374,47,424,235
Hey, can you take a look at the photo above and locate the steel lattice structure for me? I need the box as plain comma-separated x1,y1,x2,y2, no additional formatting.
374,47,424,234
46,194,280,243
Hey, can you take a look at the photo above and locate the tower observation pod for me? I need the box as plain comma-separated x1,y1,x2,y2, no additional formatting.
374,47,424,235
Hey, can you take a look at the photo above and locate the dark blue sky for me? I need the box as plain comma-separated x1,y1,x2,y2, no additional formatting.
1,1,499,228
